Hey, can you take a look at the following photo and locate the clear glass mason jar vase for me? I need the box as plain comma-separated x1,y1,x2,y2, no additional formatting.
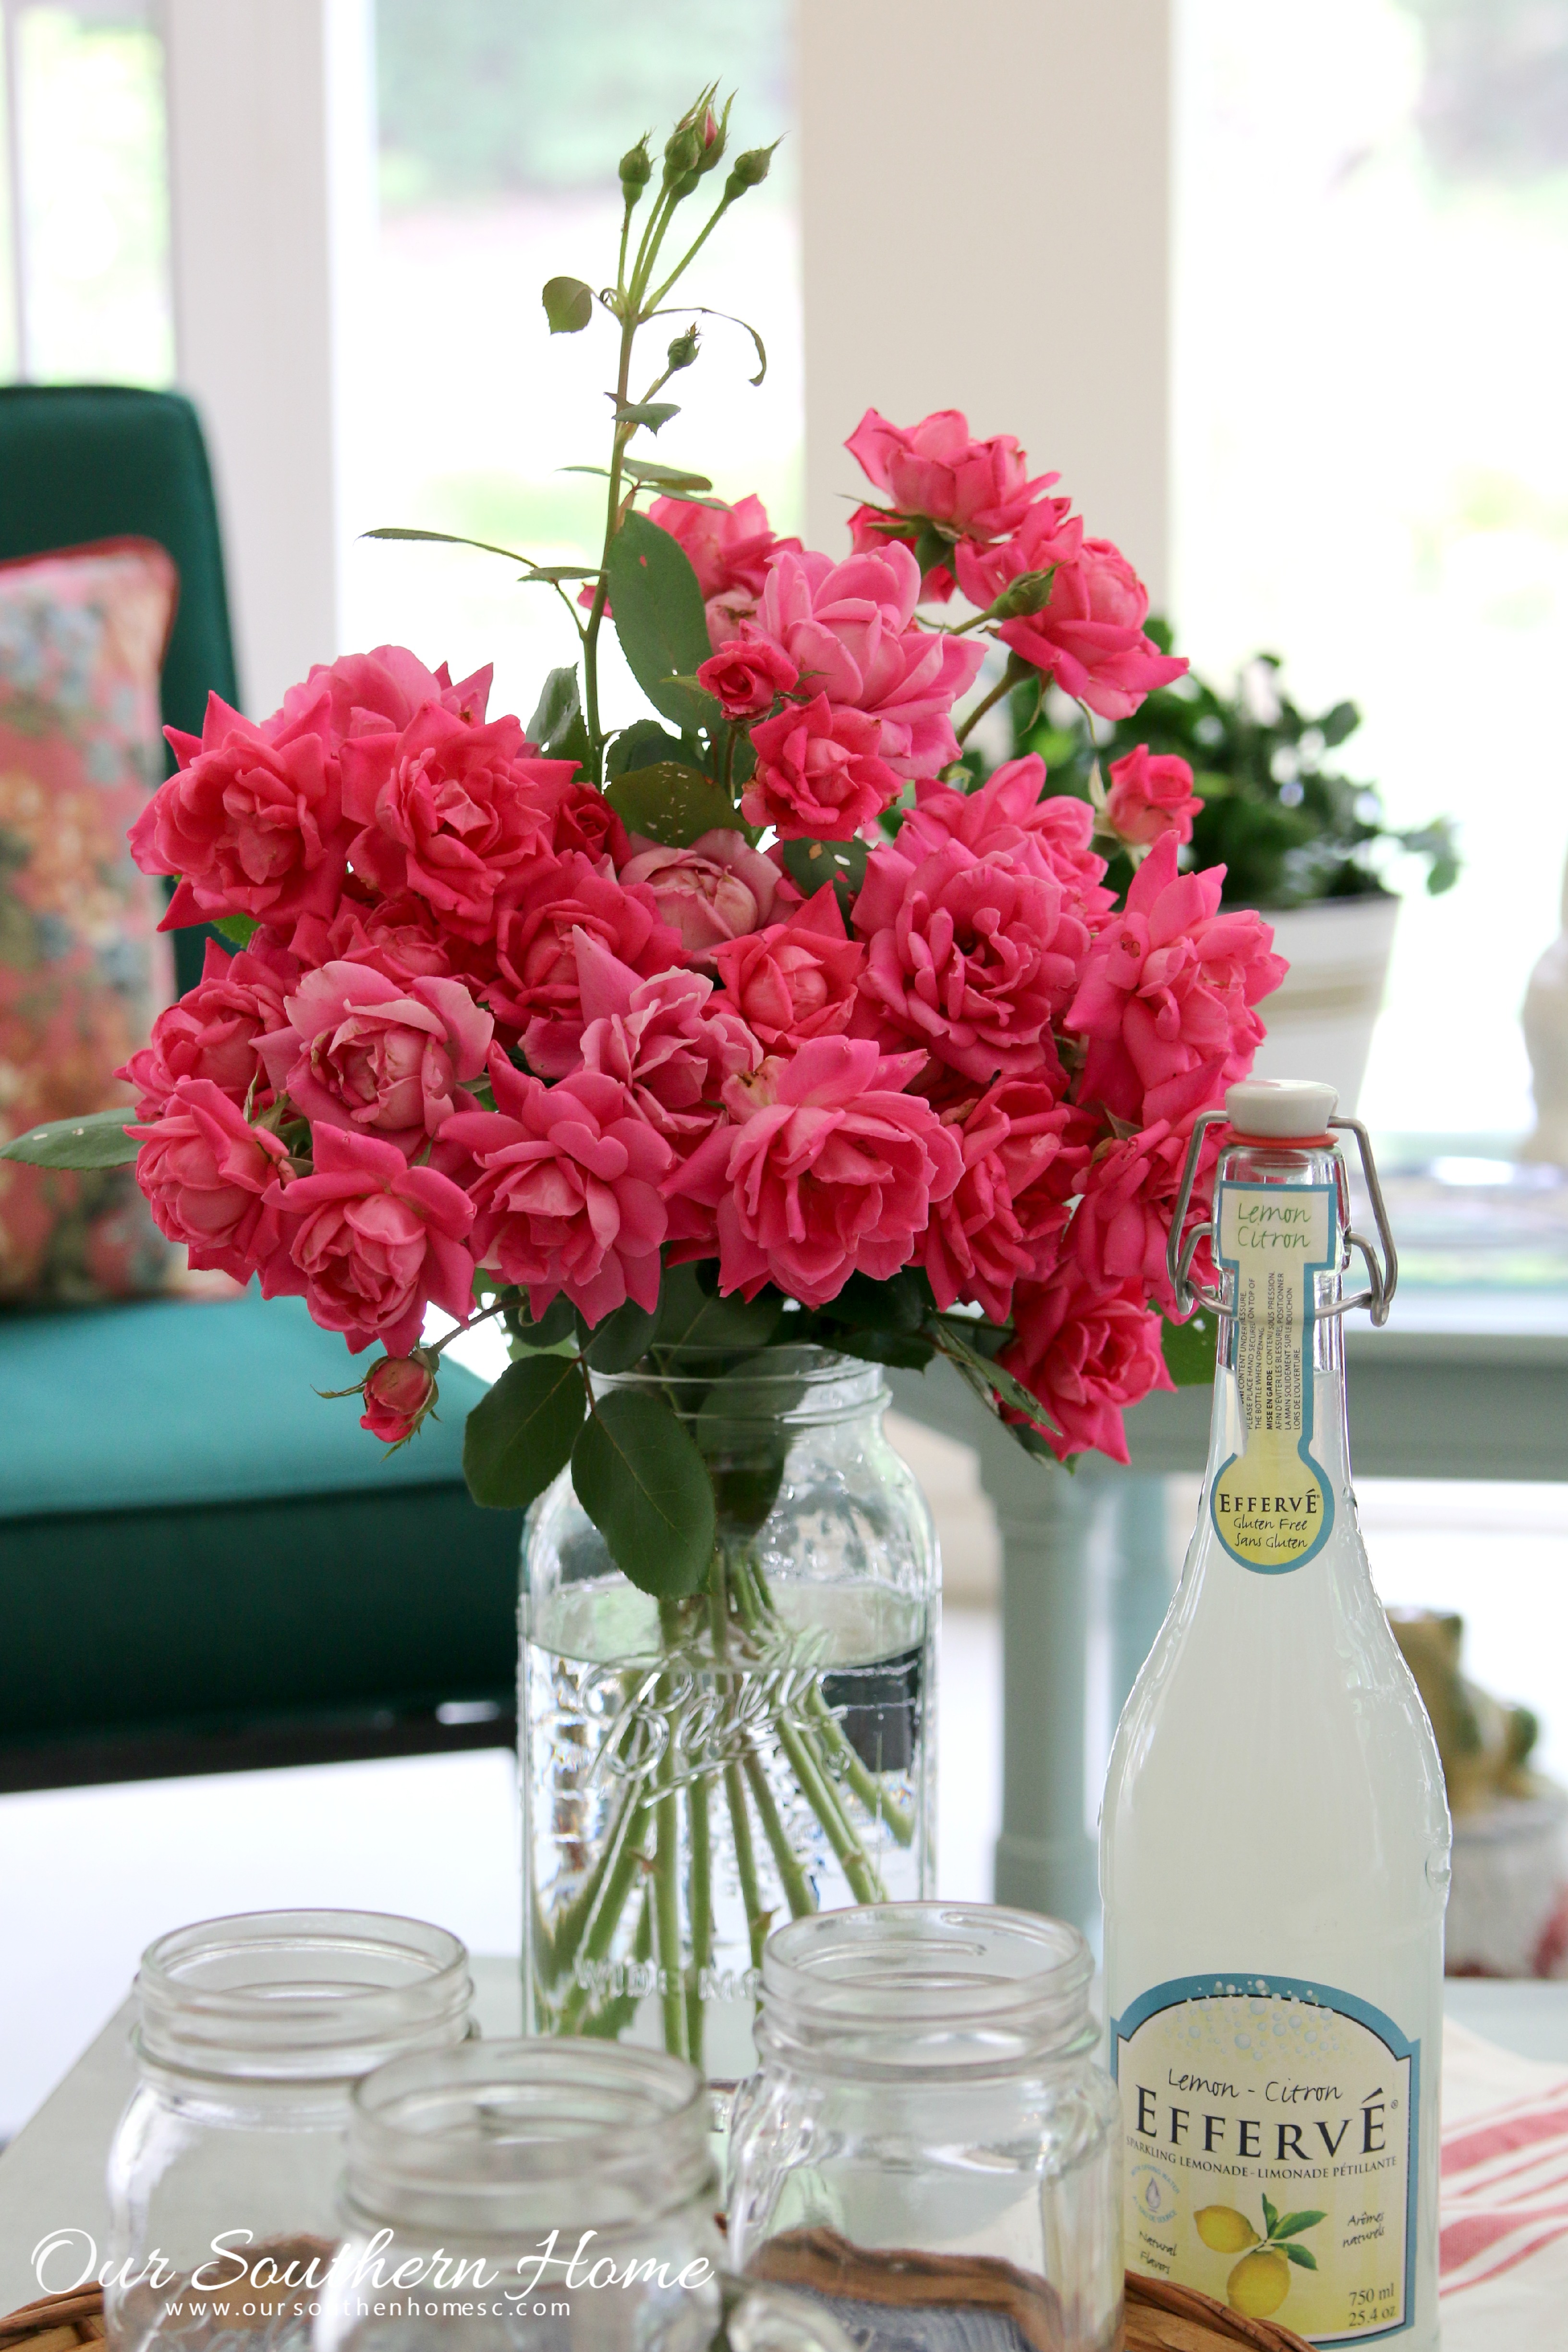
107,1909,473,2352
316,2038,857,2352
727,1903,1123,2352
521,1348,938,2085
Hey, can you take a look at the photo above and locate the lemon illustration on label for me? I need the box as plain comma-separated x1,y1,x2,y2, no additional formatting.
1206,2195,1325,2318
1195,2205,1259,2253
1211,1182,1337,1573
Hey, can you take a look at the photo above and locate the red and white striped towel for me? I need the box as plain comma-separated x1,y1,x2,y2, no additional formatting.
1440,2016,1568,2347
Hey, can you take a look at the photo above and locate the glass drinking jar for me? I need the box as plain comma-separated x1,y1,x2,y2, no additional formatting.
107,1909,474,2352
522,1349,937,2084
316,2037,857,2352
727,1903,1123,2352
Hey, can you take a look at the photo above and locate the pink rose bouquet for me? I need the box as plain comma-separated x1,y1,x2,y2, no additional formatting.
6,85,1286,2065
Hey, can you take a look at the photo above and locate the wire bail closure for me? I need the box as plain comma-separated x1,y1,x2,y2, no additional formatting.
1166,1113,1399,1328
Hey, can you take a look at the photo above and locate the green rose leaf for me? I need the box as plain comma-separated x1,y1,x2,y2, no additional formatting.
606,764,743,849
505,1293,577,1353
653,1263,783,1353
0,1105,140,1169
778,836,870,909
620,458,713,491
527,665,590,765
571,1389,716,1598
607,720,689,778
931,1320,1044,1422
835,1329,936,1371
213,913,260,950
612,401,681,432
1283,2245,1318,2270
462,1354,586,1509
362,527,594,582
579,1297,659,1373
542,275,594,334
1162,1305,1217,1386
1274,2211,1327,2241
606,508,721,729
1005,1418,1060,1463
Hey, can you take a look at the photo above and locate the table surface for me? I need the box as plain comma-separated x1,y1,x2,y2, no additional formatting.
3,1967,1567,2312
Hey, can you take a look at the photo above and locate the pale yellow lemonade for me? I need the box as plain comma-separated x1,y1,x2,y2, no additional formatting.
1101,1080,1450,2348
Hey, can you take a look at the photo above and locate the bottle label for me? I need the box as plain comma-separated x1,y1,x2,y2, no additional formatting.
1211,1181,1338,1572
1112,1974,1420,2342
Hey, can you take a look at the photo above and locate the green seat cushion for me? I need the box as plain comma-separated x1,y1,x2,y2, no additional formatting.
0,1293,522,1745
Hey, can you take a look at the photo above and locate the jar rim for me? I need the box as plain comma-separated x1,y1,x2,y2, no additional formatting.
759,1903,1094,2075
345,2037,716,2237
134,1908,473,2082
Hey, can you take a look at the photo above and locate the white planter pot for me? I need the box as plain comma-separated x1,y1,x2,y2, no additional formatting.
1522,847,1568,1165
1250,894,1399,1116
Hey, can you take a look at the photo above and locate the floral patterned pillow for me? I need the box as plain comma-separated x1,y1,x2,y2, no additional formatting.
0,538,180,1300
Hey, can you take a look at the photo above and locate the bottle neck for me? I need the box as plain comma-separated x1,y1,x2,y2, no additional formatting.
1200,1140,1355,1571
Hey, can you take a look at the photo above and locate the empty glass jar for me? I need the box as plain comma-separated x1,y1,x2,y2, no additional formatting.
107,1908,473,2352
727,1903,1123,2352
316,2037,855,2352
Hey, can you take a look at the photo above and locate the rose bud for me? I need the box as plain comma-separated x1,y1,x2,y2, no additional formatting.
359,1350,439,1445
696,633,799,720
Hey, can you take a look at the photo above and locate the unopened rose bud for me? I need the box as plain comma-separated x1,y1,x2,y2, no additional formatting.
986,567,1057,621
666,326,700,371
663,122,704,182
619,138,652,194
360,1350,438,1445
725,142,778,198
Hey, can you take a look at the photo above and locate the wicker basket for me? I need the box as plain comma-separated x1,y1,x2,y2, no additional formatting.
0,2274,1315,2352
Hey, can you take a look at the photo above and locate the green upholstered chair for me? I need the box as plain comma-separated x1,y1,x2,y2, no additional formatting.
0,387,521,1792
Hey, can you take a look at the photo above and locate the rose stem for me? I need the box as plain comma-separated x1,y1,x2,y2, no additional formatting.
556,1798,651,2034
578,1893,652,2042
544,1777,641,1986
653,1755,687,2058
724,1759,769,1973
742,1745,816,1919
685,1770,713,2069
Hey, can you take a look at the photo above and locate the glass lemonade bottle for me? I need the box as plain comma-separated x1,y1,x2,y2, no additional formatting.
1101,1079,1450,2348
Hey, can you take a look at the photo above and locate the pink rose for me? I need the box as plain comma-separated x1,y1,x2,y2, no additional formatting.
901,756,1115,921
267,1125,475,1355
667,1036,962,1309
486,852,684,1069
921,1074,1074,1324
256,960,494,1154
1070,1115,1221,1316
960,523,1187,721
711,885,866,1052
1065,833,1286,1124
846,408,1058,600
341,706,572,940
696,633,799,719
573,930,759,1145
359,1350,439,1444
552,782,631,868
129,1077,291,1278
741,693,903,840
649,492,803,647
618,826,791,957
999,1263,1174,1465
119,938,295,1117
131,693,353,932
441,1054,672,1325
853,837,1089,1084
751,545,985,779
269,646,492,746
312,889,468,987
1105,744,1203,849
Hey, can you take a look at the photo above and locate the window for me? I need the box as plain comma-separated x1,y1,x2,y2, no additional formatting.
1175,0,1568,1144
0,0,172,385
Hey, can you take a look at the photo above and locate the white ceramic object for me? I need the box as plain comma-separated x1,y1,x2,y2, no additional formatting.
1251,892,1400,1116
1446,1791,1568,1979
1523,850,1568,1165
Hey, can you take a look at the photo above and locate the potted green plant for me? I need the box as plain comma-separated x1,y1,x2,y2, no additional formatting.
998,627,1459,1113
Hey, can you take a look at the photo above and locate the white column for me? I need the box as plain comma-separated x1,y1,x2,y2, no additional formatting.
798,0,1171,606
162,0,375,717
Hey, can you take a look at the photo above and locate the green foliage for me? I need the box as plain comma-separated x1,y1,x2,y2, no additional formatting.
607,721,689,778
527,666,590,765
606,764,743,846
0,1106,139,1169
612,401,681,433
462,1354,585,1508
579,1297,659,1373
542,275,593,334
653,1263,783,1353
214,913,260,950
1162,1307,1217,1386
571,1388,716,1597
606,510,722,734
1006,626,1460,911
778,835,869,919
